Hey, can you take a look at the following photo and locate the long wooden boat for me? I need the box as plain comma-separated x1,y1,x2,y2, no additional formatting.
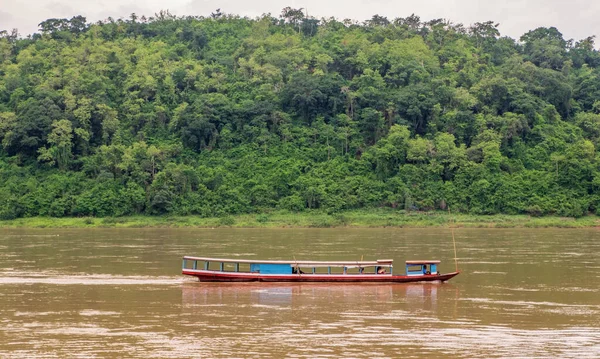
182,256,460,283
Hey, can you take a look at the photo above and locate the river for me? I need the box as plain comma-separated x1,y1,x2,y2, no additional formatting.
1,228,599,358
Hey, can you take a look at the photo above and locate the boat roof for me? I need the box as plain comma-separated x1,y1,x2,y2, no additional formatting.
405,260,441,264
183,256,394,267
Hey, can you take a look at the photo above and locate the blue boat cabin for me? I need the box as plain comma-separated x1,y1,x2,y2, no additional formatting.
405,260,441,276
250,263,292,274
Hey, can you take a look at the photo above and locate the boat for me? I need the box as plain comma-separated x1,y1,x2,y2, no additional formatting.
181,256,460,283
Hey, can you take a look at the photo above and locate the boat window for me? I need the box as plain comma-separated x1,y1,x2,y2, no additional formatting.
406,265,425,274
311,267,329,274
238,263,251,273
344,267,364,275
222,263,237,272
327,267,346,274
182,259,194,270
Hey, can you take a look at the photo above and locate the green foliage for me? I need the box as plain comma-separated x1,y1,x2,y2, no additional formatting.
1,12,600,219
218,215,235,226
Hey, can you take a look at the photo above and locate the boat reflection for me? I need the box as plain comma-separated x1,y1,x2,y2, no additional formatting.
181,282,455,312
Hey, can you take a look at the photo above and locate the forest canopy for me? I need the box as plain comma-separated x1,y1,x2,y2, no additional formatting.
1,9,600,219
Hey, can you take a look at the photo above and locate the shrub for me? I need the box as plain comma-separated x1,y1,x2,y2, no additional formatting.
525,205,543,217
218,216,235,226
256,214,269,223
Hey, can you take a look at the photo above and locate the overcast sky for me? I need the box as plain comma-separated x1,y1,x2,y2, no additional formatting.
1,0,599,43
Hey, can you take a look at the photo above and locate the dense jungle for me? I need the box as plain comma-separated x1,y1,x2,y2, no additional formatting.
1,8,600,220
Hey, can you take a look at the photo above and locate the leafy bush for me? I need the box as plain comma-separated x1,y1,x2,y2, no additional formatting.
218,216,235,226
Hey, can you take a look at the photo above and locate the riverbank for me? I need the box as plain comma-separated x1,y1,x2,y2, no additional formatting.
1,210,598,228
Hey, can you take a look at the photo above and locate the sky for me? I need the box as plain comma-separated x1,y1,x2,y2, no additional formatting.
1,0,599,43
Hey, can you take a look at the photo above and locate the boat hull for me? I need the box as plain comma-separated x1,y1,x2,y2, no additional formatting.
182,270,460,283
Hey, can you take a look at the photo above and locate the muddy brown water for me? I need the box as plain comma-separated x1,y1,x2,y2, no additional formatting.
1,228,599,358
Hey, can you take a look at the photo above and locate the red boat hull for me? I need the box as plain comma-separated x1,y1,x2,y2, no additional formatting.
182,270,460,283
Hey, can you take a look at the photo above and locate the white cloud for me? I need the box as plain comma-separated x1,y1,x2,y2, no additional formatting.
0,10,14,24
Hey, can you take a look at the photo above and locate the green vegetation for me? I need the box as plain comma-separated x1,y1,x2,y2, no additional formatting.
1,10,600,222
1,210,598,228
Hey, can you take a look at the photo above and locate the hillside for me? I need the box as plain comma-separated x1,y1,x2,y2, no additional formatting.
1,10,600,219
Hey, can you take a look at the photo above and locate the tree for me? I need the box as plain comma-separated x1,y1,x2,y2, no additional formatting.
520,27,567,70
37,120,74,170
365,15,390,27
406,136,433,163
6,97,62,156
281,72,327,124
469,21,500,49
433,132,465,180
335,114,358,155
0,112,17,151
280,7,305,32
